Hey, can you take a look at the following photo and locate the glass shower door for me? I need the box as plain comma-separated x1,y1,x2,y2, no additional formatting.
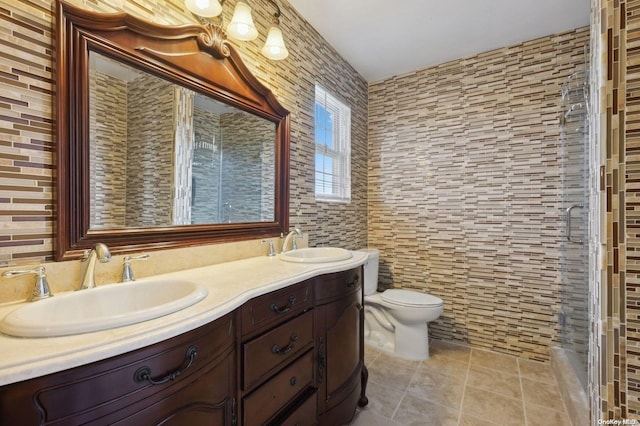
559,69,590,391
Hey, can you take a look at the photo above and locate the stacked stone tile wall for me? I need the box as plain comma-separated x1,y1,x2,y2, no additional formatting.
192,107,222,223
598,0,640,420
89,69,128,228
368,27,590,361
219,111,275,223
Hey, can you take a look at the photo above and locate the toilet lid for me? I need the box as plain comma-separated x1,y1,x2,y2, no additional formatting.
381,289,443,307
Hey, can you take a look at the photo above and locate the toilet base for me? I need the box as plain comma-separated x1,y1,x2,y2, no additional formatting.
365,329,395,354
364,311,431,361
395,323,430,360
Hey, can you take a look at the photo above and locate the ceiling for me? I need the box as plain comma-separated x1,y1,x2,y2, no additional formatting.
286,0,591,82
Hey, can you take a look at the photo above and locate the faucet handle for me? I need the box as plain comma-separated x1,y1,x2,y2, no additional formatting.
261,239,276,257
81,249,91,261
121,254,150,282
2,266,53,301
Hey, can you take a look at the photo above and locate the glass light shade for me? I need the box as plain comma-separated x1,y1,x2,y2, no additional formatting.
227,2,258,41
261,26,289,60
184,0,222,17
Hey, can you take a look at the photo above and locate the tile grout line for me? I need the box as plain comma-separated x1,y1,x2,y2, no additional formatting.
388,358,421,422
457,348,473,425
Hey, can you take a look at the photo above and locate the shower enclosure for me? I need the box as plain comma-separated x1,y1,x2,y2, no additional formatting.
559,68,590,391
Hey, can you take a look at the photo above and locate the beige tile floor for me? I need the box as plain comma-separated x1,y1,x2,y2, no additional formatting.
350,340,572,426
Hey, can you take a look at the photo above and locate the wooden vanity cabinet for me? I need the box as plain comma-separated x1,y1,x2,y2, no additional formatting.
238,279,316,425
0,270,368,426
0,312,236,426
314,267,367,425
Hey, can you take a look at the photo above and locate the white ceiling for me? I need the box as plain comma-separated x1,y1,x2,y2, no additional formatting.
286,0,591,82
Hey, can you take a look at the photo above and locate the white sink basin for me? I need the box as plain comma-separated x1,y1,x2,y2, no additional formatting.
279,247,353,263
0,279,208,338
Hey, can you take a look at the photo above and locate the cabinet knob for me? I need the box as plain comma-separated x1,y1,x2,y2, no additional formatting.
290,376,297,386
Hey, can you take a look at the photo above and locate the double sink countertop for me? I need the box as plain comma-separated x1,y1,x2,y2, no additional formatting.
0,251,367,387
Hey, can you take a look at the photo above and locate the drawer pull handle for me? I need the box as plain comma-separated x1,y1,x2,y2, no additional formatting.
270,295,296,314
290,376,297,386
346,274,359,288
134,345,197,386
272,333,298,355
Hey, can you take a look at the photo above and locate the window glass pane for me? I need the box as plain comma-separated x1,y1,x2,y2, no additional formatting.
314,84,350,203
314,104,333,149
315,153,332,174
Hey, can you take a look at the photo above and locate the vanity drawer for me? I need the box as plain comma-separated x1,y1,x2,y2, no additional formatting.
243,350,314,426
0,313,235,425
241,279,312,338
243,310,313,390
314,267,362,305
277,389,318,426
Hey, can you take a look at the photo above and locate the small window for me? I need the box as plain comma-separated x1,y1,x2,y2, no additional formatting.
314,84,351,203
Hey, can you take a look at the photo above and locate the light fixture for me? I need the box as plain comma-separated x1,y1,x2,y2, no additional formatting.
227,2,258,41
185,0,289,60
262,26,288,60
185,0,223,18
261,0,288,60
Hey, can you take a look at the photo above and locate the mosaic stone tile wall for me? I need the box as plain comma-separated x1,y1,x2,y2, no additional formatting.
192,108,222,223
220,112,275,223
0,0,368,265
368,27,590,361
598,0,640,420
89,69,175,228
125,73,174,227
89,70,128,228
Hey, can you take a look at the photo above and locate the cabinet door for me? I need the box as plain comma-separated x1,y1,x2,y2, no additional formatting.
317,287,363,417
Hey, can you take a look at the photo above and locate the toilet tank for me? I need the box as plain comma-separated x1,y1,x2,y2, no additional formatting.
359,248,379,296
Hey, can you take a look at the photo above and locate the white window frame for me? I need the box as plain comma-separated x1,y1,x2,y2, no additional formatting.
314,84,351,203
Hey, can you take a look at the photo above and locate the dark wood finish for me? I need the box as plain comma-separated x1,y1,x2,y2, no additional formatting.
238,282,317,426
100,345,236,426
240,279,313,340
314,268,361,304
359,365,369,407
314,267,365,425
0,272,366,425
242,310,314,391
277,390,318,426
0,312,236,425
55,0,290,260
242,350,314,426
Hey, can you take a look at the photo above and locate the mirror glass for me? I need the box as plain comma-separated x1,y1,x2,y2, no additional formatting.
88,52,276,229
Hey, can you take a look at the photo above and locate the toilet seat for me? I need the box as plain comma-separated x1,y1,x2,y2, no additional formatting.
381,289,443,307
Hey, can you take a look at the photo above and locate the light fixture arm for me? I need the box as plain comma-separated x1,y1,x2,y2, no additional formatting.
266,0,281,24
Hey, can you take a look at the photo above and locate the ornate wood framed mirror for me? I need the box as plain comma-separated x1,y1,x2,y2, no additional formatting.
55,0,290,260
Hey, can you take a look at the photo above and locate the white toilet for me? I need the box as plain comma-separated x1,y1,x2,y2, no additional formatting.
360,248,443,360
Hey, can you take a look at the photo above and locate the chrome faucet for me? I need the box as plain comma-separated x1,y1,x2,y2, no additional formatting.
281,228,303,254
121,253,150,282
261,239,276,257
2,266,53,301
79,243,111,290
